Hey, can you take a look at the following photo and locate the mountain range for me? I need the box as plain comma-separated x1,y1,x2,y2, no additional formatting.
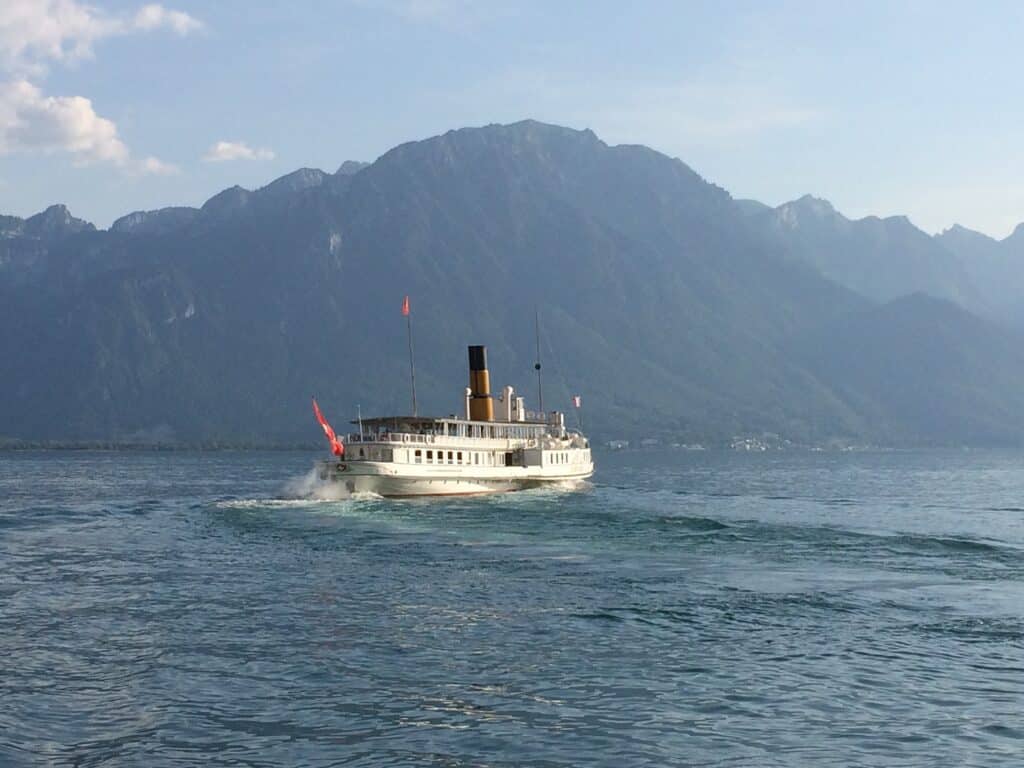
4,120,1024,447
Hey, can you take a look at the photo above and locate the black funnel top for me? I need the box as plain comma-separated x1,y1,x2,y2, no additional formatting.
468,345,488,372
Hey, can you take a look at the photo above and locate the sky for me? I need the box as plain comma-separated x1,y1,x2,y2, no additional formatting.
2,0,1024,237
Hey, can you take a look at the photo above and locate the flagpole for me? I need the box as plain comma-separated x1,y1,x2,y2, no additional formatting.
405,300,418,417
534,308,544,414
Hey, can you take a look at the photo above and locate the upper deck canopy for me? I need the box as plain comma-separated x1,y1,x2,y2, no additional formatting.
350,416,445,429
351,413,556,427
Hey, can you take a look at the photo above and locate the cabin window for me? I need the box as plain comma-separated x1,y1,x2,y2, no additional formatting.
426,450,433,462
359,448,365,459
447,451,454,464
415,449,422,464
474,453,479,465
457,451,463,464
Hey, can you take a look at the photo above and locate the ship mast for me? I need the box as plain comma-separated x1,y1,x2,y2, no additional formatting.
403,295,418,416
534,308,543,414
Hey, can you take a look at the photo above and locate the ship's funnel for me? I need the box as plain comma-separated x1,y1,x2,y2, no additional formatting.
468,345,494,421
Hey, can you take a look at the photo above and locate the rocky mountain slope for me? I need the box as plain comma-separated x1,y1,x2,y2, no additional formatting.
3,120,1024,446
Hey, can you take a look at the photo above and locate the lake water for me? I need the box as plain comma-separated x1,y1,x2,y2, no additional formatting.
1,449,1022,766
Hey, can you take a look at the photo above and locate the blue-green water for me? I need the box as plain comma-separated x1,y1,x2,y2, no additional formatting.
1,449,1022,766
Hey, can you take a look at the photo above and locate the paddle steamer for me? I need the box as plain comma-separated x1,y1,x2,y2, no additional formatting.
315,345,593,497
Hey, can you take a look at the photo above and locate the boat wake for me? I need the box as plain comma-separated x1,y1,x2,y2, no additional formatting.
283,466,383,501
213,467,383,511
524,478,593,494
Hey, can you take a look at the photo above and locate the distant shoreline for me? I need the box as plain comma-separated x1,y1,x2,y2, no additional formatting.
0,442,1013,453
0,442,324,452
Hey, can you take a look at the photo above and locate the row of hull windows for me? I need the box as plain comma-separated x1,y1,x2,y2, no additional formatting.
353,447,489,464
349,447,588,466
414,449,491,466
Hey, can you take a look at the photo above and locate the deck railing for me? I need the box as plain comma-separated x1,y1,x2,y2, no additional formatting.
344,430,567,447
345,432,437,444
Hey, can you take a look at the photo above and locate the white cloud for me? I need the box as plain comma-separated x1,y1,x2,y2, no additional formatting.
0,78,177,174
137,155,179,175
0,3,200,173
202,140,275,162
0,0,203,75
0,78,128,163
132,4,202,35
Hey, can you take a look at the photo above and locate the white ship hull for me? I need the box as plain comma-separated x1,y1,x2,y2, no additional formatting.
317,460,593,497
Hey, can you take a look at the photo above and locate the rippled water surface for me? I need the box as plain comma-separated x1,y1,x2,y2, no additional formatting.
2,449,1023,766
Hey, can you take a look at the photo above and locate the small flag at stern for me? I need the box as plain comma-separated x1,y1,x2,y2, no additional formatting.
572,395,582,408
401,295,410,316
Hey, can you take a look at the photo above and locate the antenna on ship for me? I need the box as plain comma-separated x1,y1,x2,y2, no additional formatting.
402,295,418,416
534,307,544,414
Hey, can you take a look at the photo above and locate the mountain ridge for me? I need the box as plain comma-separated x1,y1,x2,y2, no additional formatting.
4,120,1024,446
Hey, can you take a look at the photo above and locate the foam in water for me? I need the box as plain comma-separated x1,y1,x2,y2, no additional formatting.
519,478,593,497
283,466,382,501
215,466,383,510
